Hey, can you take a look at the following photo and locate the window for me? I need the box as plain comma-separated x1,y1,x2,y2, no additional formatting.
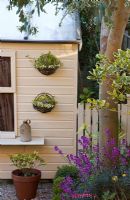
0,51,16,139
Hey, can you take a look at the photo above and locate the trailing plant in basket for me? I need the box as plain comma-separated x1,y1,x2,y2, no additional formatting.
10,151,45,176
32,93,56,113
34,51,62,75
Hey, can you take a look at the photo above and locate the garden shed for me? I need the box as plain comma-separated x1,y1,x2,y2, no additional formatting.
0,1,81,179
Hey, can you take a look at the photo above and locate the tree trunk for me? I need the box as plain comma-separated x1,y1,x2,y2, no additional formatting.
100,18,109,54
99,0,129,148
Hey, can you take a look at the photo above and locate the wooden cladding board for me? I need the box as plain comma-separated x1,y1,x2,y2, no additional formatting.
0,43,78,179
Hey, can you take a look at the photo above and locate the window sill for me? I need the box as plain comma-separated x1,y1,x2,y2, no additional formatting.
0,131,15,139
0,137,44,145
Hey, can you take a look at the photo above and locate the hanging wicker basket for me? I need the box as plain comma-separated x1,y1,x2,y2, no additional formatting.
32,93,56,113
37,66,59,75
34,52,62,76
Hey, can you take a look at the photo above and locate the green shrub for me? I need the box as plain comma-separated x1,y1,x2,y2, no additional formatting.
101,191,116,200
119,168,130,199
86,169,130,199
52,194,61,200
52,177,64,200
55,165,79,180
89,170,113,197
53,165,79,200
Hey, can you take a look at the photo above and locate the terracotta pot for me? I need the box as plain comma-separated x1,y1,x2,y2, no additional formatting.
12,168,41,200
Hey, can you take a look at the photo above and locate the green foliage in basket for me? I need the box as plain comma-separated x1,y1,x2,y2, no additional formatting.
32,93,56,109
34,51,62,70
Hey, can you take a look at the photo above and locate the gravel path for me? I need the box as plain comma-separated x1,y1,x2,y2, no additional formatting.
0,180,53,200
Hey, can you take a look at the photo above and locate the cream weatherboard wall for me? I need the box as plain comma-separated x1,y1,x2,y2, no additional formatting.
0,42,78,179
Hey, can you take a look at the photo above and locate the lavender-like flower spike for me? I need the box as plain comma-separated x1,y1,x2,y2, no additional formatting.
60,176,74,195
54,134,130,199
127,149,130,157
80,136,91,148
121,139,127,146
54,146,63,155
93,145,99,153
54,146,59,151
105,128,111,137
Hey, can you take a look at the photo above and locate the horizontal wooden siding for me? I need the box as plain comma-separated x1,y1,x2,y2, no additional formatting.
0,43,78,179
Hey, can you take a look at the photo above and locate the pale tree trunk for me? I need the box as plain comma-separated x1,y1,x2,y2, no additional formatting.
99,0,130,148
100,19,109,54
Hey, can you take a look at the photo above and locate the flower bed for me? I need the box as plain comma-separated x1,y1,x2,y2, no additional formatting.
53,128,130,200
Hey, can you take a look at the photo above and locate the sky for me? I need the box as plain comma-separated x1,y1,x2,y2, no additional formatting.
0,1,78,41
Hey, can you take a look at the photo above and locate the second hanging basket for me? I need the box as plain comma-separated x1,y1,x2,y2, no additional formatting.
32,93,56,113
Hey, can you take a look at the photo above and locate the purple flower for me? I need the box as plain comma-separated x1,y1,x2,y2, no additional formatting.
60,176,74,195
121,157,128,165
105,128,111,137
72,193,96,199
107,138,116,146
121,139,127,146
54,146,59,151
54,146,63,155
54,135,130,199
79,136,91,149
127,149,130,157
93,145,99,153
112,147,120,157
67,154,74,162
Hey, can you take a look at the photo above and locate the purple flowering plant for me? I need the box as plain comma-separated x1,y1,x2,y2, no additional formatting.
101,128,130,171
54,135,98,199
54,128,130,199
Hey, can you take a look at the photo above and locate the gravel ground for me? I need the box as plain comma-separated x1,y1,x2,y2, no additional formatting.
0,180,53,200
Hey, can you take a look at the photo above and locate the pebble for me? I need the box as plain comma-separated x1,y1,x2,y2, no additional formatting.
0,181,53,200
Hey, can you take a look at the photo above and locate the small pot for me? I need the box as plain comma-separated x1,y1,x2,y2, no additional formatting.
12,168,41,200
